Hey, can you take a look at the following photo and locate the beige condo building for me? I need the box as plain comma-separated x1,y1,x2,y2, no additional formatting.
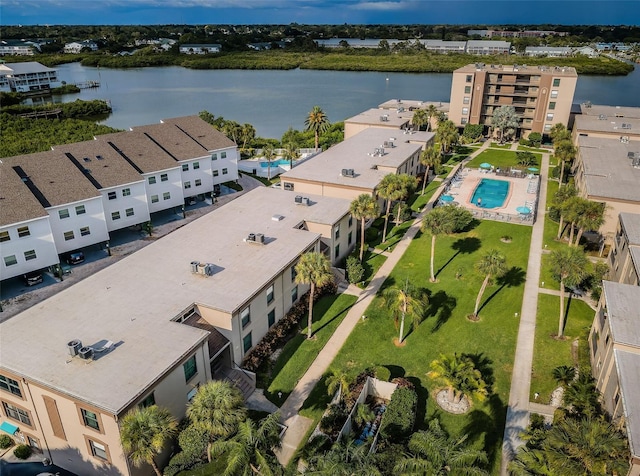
449,63,577,138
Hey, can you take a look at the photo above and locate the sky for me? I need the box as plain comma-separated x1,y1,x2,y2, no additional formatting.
2,0,639,26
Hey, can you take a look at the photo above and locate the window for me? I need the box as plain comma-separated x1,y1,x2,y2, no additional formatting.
211,153,218,160
125,208,134,217
195,179,202,187
3,402,31,426
544,124,552,132
466,74,473,83
291,265,297,281
464,85,471,94
0,375,21,397
64,231,75,241
80,227,91,236
213,170,219,177
463,96,470,104
550,90,558,98
335,224,340,240
291,286,298,303
88,439,108,461
553,78,560,87
182,164,189,172
122,188,131,197
58,209,70,219
348,216,353,228
193,162,200,170
462,107,469,115
4,255,17,266
75,205,86,215
151,195,159,203
241,307,251,329
107,191,117,200
16,226,30,239
222,168,228,175
111,211,121,221
461,118,468,125
283,182,294,191
187,387,198,402
184,181,191,189
160,173,168,182
266,284,274,304
139,393,155,409
548,101,556,110
221,152,227,159
268,309,276,328
0,231,9,242
163,192,171,200
81,408,100,430
546,113,554,121
24,250,36,261
243,333,252,353
335,244,340,258
183,355,197,382
348,231,353,246
148,176,157,185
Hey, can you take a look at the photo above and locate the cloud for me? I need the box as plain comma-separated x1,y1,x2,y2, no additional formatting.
348,0,415,11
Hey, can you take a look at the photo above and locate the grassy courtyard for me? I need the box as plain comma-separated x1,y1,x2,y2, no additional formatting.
300,219,532,474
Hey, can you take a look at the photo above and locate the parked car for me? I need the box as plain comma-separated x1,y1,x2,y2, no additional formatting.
22,271,43,286
66,251,85,265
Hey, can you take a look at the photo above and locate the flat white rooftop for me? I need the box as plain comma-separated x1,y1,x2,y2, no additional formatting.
0,187,349,413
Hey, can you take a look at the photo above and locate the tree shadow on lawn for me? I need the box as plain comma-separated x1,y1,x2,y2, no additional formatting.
462,393,507,469
384,365,405,380
477,266,526,315
407,376,430,431
435,236,482,279
426,289,457,333
312,302,356,335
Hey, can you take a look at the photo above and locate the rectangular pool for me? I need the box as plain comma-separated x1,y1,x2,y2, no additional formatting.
471,178,510,209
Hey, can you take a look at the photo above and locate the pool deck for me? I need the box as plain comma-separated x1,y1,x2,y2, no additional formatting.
442,167,538,225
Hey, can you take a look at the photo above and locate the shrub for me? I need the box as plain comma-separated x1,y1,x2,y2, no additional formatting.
319,403,348,436
163,451,204,476
379,387,417,440
528,132,543,147
392,202,412,223
346,255,364,284
0,434,13,449
462,123,484,141
373,365,391,382
13,444,32,460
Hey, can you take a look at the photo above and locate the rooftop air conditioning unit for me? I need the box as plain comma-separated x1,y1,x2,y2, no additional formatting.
301,197,310,206
197,263,208,275
256,233,265,244
294,195,303,203
205,263,215,276
247,233,256,242
341,168,349,176
78,346,94,360
190,261,200,273
68,339,82,356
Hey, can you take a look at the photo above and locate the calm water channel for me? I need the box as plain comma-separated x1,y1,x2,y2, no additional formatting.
53,62,640,139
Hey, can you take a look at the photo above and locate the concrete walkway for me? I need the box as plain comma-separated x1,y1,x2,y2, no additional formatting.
538,287,597,310
500,153,550,474
275,141,492,466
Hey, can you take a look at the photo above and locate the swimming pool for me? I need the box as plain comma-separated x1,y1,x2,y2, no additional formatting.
260,159,291,168
471,179,510,209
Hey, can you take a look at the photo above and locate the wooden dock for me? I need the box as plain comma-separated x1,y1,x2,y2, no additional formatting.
19,109,62,119
73,81,100,89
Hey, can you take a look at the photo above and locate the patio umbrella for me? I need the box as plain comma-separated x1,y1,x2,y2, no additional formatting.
480,162,492,169
440,195,454,202
516,206,531,214
527,167,539,172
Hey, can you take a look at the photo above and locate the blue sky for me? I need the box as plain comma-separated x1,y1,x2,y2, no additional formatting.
2,0,639,26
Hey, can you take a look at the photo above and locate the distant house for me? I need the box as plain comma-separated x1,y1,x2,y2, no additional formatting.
134,38,176,51
247,41,286,50
63,40,98,54
574,45,598,57
179,44,221,54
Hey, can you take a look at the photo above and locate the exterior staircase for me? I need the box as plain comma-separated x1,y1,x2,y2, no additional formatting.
221,367,256,400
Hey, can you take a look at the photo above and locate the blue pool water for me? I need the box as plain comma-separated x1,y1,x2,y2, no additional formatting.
471,179,510,209
260,159,291,168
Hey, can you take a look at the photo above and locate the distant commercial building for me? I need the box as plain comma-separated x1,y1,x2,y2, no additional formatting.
0,61,60,93
449,63,577,138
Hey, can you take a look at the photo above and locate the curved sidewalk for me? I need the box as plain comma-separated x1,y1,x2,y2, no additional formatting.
500,153,550,473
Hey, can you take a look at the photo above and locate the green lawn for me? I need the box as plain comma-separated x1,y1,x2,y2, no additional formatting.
411,180,441,212
466,149,519,169
517,145,549,154
540,254,561,291
301,220,532,474
265,294,358,404
530,294,595,403
490,142,513,149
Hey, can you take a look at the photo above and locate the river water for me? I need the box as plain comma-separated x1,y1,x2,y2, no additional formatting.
53,62,640,139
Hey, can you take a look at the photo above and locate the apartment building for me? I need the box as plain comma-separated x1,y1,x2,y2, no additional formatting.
524,46,572,57
344,108,414,139
449,63,577,138
0,116,239,281
421,40,466,53
0,41,35,56
609,213,640,286
589,281,640,475
0,61,60,93
280,127,432,202
572,136,640,240
465,40,511,55
0,186,351,475
573,104,640,143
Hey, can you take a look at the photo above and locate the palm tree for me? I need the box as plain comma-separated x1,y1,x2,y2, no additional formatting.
426,104,439,131
550,123,571,145
305,105,330,150
471,250,507,320
573,201,605,247
419,147,440,194
120,405,178,476
349,194,380,262
554,139,576,186
411,108,429,131
210,412,282,476
421,205,473,283
550,247,589,338
395,419,489,475
326,370,352,401
262,145,275,181
552,365,576,387
427,353,488,405
562,196,589,245
563,372,601,417
240,123,256,152
393,174,418,225
383,281,426,344
554,185,577,240
509,446,553,476
307,438,381,475
435,119,459,154
295,252,333,339
491,105,520,143
282,141,300,169
377,174,404,243
187,380,246,462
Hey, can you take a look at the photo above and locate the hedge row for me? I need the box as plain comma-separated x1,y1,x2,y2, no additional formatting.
241,281,337,372
379,386,418,440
